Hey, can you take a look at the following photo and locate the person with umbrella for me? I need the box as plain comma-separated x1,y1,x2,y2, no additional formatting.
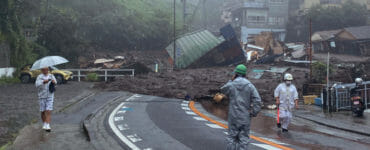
32,56,68,132
35,67,57,132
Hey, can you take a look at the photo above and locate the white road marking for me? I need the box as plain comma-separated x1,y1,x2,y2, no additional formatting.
133,95,142,98
251,143,282,150
114,116,124,122
143,148,153,150
117,124,129,131
193,116,206,121
261,137,288,145
127,94,140,101
127,134,143,143
181,103,188,107
205,123,224,129
117,110,126,114
182,101,189,104
182,107,191,111
185,111,196,115
108,96,140,150
224,131,228,135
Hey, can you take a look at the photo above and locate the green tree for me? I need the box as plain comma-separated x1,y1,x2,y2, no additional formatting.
286,0,368,42
0,0,40,69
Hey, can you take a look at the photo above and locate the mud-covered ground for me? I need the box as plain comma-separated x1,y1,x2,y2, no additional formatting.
0,82,93,146
100,64,310,105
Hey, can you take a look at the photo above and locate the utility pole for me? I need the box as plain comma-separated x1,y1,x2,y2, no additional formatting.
202,0,207,29
326,52,330,112
182,0,187,31
173,0,177,69
309,18,313,82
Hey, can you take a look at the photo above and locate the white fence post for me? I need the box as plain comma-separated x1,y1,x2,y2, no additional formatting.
78,70,81,82
104,70,108,82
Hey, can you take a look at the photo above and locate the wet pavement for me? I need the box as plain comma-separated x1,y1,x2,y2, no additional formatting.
103,94,277,150
0,82,93,146
200,100,370,150
7,90,370,150
9,92,129,150
295,105,370,136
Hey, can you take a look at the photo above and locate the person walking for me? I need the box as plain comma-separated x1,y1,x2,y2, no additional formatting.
221,64,262,150
35,67,57,132
274,73,298,132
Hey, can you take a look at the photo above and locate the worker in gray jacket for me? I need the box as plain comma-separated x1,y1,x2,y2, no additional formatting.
221,64,262,150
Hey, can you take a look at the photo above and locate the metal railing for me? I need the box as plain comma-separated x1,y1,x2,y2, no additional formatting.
327,81,370,111
67,69,135,82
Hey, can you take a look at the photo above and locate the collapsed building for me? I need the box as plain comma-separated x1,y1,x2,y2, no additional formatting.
165,25,245,69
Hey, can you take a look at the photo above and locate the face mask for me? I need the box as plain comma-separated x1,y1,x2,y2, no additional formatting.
285,81,292,86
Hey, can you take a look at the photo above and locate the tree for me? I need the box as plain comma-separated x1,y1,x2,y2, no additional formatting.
286,0,368,42
0,0,40,69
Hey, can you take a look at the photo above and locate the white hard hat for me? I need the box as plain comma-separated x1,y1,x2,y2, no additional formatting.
284,73,293,81
355,78,363,84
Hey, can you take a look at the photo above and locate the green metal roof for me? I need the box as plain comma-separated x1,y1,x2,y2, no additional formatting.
166,30,225,68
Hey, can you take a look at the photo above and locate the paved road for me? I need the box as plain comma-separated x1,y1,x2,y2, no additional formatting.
11,91,370,150
106,94,291,150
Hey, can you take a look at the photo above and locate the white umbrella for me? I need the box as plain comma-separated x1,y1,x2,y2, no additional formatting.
31,56,69,70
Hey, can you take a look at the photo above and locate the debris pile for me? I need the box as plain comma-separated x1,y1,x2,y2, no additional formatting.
100,64,310,106
78,50,171,74
243,32,307,64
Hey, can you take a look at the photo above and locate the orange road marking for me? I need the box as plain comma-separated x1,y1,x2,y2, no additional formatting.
189,101,294,150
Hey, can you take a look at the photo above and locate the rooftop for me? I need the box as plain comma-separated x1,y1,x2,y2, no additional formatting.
343,26,370,40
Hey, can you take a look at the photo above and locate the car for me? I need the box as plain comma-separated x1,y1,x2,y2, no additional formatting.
20,65,73,84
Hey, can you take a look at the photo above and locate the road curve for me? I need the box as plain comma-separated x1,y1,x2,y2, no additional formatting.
107,94,292,150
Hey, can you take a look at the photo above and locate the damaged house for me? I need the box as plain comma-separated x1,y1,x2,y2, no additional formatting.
166,25,244,69
312,26,370,56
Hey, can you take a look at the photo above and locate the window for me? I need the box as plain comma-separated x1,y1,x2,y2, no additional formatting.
270,0,285,3
268,17,284,25
247,16,266,24
320,0,342,5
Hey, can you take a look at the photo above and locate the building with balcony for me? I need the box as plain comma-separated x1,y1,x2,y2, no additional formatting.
223,0,290,43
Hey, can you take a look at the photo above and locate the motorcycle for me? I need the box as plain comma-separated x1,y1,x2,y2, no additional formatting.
351,96,364,117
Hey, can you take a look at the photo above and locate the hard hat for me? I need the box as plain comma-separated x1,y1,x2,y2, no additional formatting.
355,78,363,84
284,73,293,81
234,64,247,75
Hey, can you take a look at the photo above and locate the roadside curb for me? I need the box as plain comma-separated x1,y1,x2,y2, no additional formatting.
82,95,128,149
56,90,96,113
295,113,370,136
189,101,294,150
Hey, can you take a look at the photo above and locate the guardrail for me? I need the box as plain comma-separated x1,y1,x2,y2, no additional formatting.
67,69,135,82
326,81,370,111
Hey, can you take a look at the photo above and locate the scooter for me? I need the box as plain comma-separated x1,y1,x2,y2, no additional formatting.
351,96,364,117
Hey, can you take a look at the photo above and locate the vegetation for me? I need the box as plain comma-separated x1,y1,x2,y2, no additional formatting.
286,0,368,42
0,0,40,69
311,62,334,84
1,0,187,68
86,73,99,82
0,76,20,85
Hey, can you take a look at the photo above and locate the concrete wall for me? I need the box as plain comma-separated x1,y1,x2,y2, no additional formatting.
0,67,16,77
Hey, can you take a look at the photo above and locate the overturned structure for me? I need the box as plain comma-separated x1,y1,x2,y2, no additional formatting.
166,25,244,69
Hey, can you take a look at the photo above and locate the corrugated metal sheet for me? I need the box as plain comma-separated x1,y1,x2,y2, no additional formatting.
166,30,224,68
